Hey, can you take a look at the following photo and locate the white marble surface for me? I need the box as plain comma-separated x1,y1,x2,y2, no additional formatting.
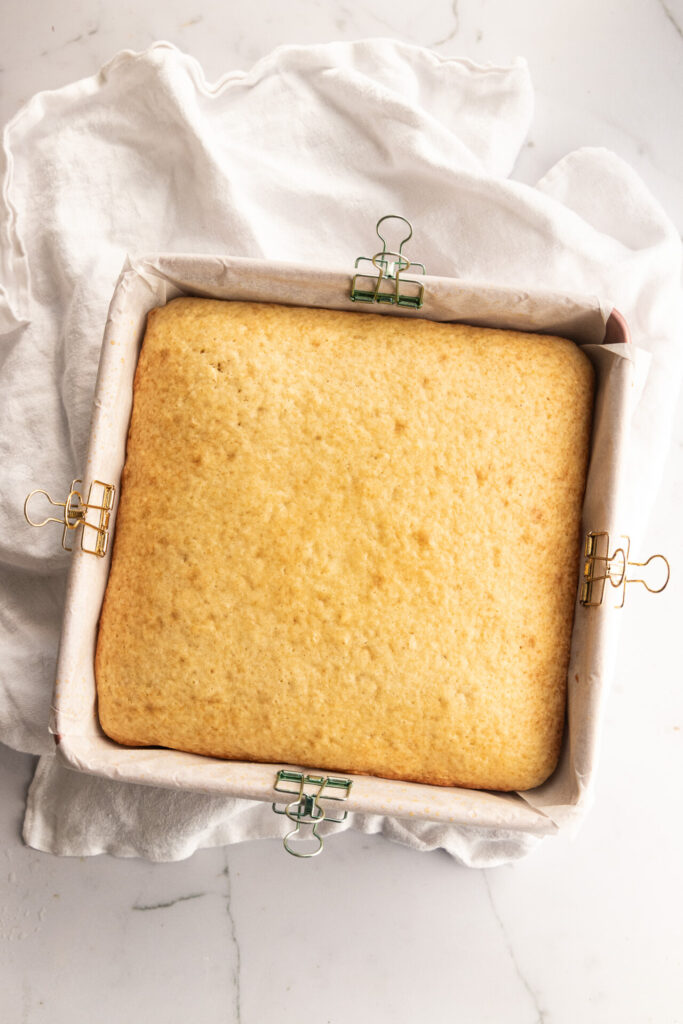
2,1,682,1021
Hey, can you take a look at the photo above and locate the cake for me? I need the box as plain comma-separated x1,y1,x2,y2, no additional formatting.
95,298,594,791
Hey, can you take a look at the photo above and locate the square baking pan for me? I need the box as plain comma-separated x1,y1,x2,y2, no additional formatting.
41,249,640,843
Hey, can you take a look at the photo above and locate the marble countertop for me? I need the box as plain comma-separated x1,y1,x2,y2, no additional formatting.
2,2,682,1021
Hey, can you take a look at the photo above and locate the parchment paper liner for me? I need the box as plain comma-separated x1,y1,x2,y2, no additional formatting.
51,254,636,837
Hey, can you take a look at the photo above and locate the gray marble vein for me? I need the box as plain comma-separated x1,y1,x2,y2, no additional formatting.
132,892,206,911
223,854,243,1024
39,26,99,59
659,0,683,39
483,872,547,1024
431,0,460,48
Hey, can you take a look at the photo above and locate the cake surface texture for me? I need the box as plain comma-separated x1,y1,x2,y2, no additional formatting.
95,298,594,791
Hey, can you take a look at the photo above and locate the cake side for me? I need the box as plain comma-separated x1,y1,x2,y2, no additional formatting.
95,298,594,791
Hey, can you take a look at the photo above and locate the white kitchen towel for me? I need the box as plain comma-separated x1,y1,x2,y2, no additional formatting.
1,40,681,865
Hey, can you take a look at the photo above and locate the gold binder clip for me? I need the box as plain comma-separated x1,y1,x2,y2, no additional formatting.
272,770,352,858
580,532,670,608
24,478,115,557
351,214,425,309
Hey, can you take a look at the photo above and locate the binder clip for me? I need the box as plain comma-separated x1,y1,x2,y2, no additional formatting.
580,532,670,608
24,478,115,557
272,770,352,858
350,214,426,309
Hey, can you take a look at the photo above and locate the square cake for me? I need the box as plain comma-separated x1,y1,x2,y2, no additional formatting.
95,298,594,790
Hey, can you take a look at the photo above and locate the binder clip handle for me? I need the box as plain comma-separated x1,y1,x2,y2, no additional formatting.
282,775,326,859
626,552,670,595
24,483,84,532
375,214,413,259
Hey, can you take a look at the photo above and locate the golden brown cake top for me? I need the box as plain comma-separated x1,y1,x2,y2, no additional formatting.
96,298,594,791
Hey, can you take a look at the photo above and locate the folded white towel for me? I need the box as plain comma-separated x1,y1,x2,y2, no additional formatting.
1,40,680,864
